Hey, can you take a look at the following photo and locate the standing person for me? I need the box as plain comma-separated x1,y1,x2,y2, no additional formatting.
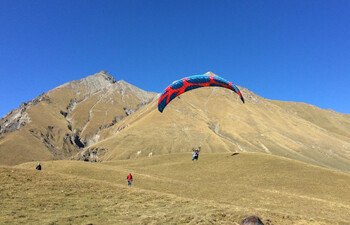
192,148,197,161
127,173,133,187
193,147,201,160
36,163,41,170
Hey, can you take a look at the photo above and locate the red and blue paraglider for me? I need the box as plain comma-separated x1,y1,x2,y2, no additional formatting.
158,74,244,113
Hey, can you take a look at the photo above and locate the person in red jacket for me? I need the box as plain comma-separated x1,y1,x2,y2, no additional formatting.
127,173,133,186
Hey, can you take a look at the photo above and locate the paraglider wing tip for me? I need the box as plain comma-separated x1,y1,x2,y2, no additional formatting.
158,105,164,113
241,96,245,103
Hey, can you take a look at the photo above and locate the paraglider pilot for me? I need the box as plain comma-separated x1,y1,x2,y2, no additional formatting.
192,148,197,161
192,147,201,161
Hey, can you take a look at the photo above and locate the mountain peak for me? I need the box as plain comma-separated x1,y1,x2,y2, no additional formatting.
99,69,108,74
55,71,117,94
92,70,117,84
204,71,218,76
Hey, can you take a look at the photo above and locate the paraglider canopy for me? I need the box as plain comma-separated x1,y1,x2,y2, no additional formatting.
157,74,244,112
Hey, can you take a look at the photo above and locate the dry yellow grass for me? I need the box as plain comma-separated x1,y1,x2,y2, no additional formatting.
1,166,247,224
92,87,350,174
7,152,350,224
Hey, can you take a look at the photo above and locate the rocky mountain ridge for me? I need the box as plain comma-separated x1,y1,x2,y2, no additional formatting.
55,70,117,93
0,94,50,135
0,71,158,164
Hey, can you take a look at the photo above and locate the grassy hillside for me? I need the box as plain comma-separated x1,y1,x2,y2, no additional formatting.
270,100,350,140
92,87,350,173
1,71,350,177
0,129,53,165
2,166,246,225
7,152,350,224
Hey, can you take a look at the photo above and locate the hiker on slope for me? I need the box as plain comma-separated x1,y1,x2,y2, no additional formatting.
127,173,133,187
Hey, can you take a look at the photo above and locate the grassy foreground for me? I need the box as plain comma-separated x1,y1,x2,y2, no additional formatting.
2,153,350,224
1,167,247,225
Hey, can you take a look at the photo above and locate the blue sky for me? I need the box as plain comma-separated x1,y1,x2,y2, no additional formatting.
1,0,350,118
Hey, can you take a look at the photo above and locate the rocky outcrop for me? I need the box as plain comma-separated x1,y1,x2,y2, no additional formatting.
28,126,84,158
72,147,108,162
0,94,50,134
